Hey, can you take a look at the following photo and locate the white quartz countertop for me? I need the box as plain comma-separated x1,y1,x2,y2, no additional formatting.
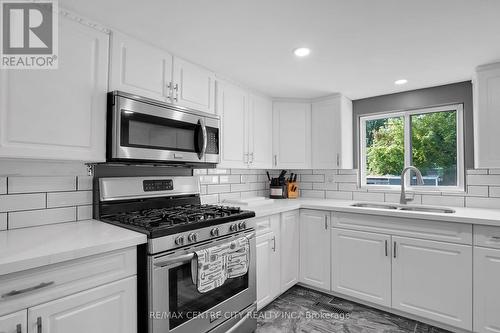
0,220,147,276
244,198,500,226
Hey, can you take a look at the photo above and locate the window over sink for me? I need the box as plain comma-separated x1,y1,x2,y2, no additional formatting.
359,104,464,191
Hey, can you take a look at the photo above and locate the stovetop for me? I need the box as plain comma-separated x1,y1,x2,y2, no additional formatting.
100,204,256,237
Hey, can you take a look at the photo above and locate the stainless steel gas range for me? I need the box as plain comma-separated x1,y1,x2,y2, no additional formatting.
94,176,257,333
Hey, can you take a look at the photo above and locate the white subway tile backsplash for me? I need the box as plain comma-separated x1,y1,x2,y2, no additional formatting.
489,169,500,175
219,175,241,184
300,174,325,182
313,182,338,191
334,174,358,183
338,183,358,191
299,182,313,190
489,187,500,198
468,175,500,186
326,191,352,200
208,169,229,174
219,192,241,202
421,195,465,207
467,186,489,197
230,183,251,192
241,175,259,183
193,169,207,175
466,197,500,209
207,184,231,194
338,169,357,175
352,191,385,202
47,191,92,208
0,177,6,194
77,205,93,220
77,176,93,191
0,213,6,230
300,190,325,199
8,176,76,194
0,193,46,212
200,176,219,184
9,207,76,229
201,194,219,204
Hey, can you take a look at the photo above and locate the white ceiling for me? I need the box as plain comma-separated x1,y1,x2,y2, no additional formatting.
61,0,500,100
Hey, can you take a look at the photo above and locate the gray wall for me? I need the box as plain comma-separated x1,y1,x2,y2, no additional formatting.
352,81,473,169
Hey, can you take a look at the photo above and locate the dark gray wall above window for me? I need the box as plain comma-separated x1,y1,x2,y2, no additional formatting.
352,81,473,170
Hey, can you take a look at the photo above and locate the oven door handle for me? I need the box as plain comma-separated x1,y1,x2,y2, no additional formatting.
154,232,255,268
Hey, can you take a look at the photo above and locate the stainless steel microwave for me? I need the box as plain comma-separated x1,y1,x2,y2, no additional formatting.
107,91,220,165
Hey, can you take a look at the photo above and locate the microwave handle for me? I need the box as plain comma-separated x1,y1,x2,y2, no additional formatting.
198,118,207,159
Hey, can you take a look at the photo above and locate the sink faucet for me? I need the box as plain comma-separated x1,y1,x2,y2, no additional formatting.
400,166,424,205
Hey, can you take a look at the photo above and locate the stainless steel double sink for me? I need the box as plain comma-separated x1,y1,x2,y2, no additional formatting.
351,202,455,214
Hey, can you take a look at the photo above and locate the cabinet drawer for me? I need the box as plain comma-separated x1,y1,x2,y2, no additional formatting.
474,225,500,249
333,212,472,245
0,247,136,316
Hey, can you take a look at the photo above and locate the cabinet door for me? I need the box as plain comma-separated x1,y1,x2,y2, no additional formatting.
280,210,300,292
256,232,273,310
272,102,311,169
474,63,500,168
474,246,500,333
248,94,273,169
0,15,108,162
0,310,27,333
331,228,391,307
311,96,353,169
109,32,172,102
172,57,215,113
27,277,136,333
392,236,472,330
216,82,248,168
299,210,331,290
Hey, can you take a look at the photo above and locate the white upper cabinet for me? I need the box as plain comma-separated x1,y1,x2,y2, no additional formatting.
248,94,273,169
392,236,472,330
474,62,500,168
109,31,173,102
312,95,353,169
299,210,331,290
272,102,312,169
0,14,109,162
109,32,215,113
172,58,216,114
217,81,248,168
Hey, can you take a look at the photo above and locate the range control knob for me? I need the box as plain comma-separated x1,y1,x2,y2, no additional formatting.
174,236,185,246
210,227,220,237
187,233,198,242
229,224,238,232
238,222,247,230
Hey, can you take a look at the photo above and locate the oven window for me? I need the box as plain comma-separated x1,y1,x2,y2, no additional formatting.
121,111,199,153
168,262,248,329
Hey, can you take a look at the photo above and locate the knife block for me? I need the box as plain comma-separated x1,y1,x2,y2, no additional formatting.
287,182,299,199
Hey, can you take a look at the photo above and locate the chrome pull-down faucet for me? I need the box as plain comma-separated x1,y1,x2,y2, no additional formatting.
400,166,424,205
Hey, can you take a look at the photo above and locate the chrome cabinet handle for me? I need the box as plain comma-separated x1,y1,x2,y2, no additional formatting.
272,236,276,252
173,83,179,102
166,82,172,100
336,153,340,167
1,281,54,298
244,153,249,164
37,317,42,333
385,240,388,257
274,155,277,167
17,323,22,333
324,216,328,230
393,241,397,258
249,152,254,164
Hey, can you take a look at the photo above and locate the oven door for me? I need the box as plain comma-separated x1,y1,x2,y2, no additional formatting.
111,95,219,163
150,230,256,333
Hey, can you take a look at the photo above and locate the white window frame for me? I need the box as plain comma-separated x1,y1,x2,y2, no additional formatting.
359,104,465,192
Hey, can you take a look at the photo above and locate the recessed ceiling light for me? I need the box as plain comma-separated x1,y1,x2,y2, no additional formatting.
394,79,408,85
293,47,311,57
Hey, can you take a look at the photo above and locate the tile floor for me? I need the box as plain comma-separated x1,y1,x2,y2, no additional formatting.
256,286,451,333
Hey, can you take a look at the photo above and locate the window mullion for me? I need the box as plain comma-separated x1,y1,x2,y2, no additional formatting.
404,113,411,188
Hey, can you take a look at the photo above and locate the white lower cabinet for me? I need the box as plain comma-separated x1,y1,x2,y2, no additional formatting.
474,246,500,333
280,210,300,292
27,277,136,333
0,310,27,333
299,210,331,290
392,236,472,330
331,228,391,307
